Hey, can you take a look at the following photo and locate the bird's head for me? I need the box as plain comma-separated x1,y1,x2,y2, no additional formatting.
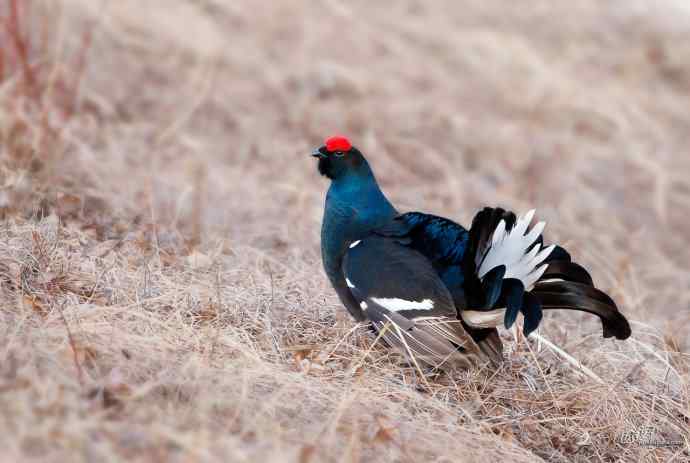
311,135,368,180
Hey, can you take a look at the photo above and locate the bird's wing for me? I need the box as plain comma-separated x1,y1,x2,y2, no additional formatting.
342,235,489,370
374,212,504,363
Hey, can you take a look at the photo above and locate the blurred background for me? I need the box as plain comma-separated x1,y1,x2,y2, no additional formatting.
1,1,689,461
12,0,689,330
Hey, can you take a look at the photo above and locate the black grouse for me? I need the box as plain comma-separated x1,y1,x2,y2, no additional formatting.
313,135,631,370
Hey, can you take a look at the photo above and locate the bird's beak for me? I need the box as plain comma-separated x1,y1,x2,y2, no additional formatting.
311,146,327,158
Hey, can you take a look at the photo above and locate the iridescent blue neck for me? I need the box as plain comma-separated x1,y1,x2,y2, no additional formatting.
327,167,397,235
320,166,397,282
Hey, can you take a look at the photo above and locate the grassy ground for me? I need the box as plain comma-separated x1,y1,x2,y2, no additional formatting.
1,0,689,461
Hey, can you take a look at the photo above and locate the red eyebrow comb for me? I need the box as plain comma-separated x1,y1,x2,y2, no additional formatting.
325,135,352,152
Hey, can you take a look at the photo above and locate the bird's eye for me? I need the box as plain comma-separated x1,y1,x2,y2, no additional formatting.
334,151,345,157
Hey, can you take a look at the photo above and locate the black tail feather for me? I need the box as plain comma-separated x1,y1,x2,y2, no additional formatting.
464,207,516,308
544,245,572,263
464,206,631,342
541,261,593,286
467,207,517,268
532,281,631,340
482,265,506,309
521,292,543,336
502,278,525,329
536,280,616,307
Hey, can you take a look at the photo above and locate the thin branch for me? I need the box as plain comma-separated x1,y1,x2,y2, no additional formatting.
529,332,604,384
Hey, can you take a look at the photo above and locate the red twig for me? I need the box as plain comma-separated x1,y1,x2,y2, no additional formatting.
0,36,5,81
57,303,85,388
65,25,94,118
6,0,38,95
0,0,94,137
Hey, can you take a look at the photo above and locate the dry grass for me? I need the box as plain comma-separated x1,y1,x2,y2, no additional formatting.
1,0,689,461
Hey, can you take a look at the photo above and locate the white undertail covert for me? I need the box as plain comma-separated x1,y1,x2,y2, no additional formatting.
477,209,555,291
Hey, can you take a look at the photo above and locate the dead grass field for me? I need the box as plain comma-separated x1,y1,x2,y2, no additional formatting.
1,0,689,461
